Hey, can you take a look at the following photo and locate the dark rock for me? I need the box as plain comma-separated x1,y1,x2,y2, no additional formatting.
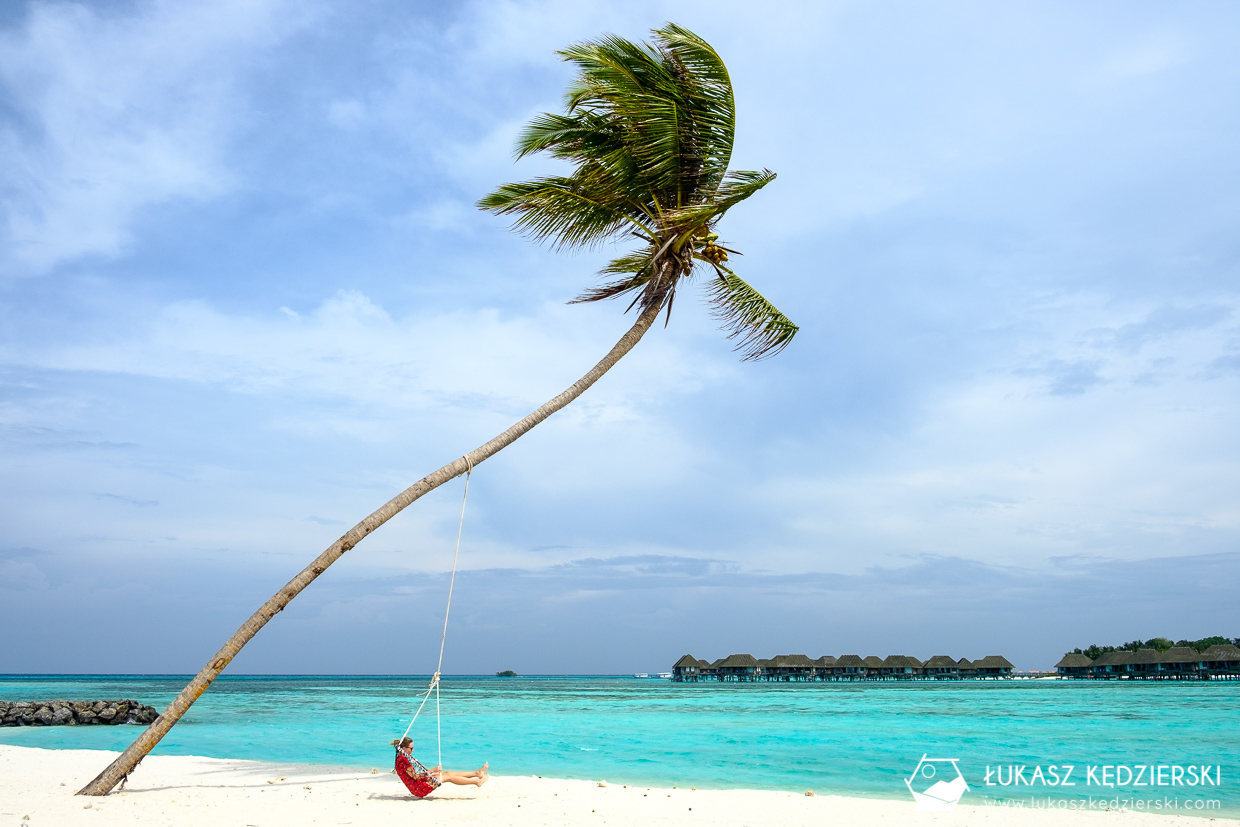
1,699,158,726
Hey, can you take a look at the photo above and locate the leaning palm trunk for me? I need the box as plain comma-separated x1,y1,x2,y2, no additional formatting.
81,20,797,796
78,302,660,796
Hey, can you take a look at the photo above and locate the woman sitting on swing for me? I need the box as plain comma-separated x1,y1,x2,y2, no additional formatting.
390,737,488,798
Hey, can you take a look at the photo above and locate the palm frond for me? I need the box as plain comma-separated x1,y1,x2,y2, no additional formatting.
515,112,610,160
651,23,735,196
599,251,655,276
571,274,651,304
704,266,799,361
665,169,776,227
477,178,655,248
569,252,656,304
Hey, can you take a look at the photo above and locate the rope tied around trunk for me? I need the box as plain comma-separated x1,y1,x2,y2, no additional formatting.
399,456,473,770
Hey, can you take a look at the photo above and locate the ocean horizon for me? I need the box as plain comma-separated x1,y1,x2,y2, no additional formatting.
2,674,1236,816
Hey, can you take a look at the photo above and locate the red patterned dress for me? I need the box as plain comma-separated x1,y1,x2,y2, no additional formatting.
395,750,441,799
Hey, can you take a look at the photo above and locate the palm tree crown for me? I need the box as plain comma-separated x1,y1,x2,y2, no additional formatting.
478,23,798,360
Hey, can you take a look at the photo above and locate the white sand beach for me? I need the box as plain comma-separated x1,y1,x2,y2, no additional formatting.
0,745,1225,827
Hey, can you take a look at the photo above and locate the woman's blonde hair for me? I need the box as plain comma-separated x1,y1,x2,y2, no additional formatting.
390,736,413,749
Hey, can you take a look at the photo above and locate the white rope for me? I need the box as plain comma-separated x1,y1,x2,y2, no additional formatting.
399,456,473,769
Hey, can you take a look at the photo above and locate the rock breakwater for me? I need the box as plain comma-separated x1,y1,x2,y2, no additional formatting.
0,700,159,726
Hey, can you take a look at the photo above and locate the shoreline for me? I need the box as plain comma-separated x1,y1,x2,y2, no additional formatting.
1,745,1227,826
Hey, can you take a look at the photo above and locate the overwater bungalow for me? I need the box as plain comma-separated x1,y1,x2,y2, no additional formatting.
1201,644,1240,679
1054,653,1094,677
1158,647,1200,679
814,655,837,679
767,654,817,681
716,653,760,681
672,654,703,682
833,654,867,680
957,658,976,678
922,655,960,679
879,655,922,679
974,655,1014,679
1126,648,1162,677
1091,650,1133,679
863,656,884,674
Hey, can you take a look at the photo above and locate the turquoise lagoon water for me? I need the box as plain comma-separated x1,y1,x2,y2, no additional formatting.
2,676,1237,815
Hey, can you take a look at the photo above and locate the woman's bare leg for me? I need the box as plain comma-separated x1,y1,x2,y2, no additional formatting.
440,762,488,779
438,771,487,787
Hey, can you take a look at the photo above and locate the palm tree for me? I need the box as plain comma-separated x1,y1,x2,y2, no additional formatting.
79,22,796,796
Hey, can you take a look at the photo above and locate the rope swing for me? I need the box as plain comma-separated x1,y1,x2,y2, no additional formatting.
398,456,473,770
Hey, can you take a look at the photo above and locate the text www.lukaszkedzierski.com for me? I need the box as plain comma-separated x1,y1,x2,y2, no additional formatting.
981,796,1220,811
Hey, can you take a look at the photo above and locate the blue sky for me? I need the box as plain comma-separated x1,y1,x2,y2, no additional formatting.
2,0,1238,674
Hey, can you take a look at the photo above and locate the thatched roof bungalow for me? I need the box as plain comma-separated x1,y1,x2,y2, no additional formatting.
879,655,922,678
1201,643,1240,659
833,654,867,679
956,658,976,677
768,654,816,681
922,655,959,678
674,654,704,684
672,654,702,681
1158,647,1200,677
1200,644,1240,678
1126,649,1162,676
974,655,1014,678
1054,653,1093,677
1091,650,1133,678
1197,644,1240,679
717,653,760,681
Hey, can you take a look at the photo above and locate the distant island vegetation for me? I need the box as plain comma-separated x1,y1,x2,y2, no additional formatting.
495,670,518,677
1069,636,1239,659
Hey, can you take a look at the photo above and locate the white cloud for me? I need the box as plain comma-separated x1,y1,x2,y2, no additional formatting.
769,293,1240,570
2,288,722,438
0,0,307,272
